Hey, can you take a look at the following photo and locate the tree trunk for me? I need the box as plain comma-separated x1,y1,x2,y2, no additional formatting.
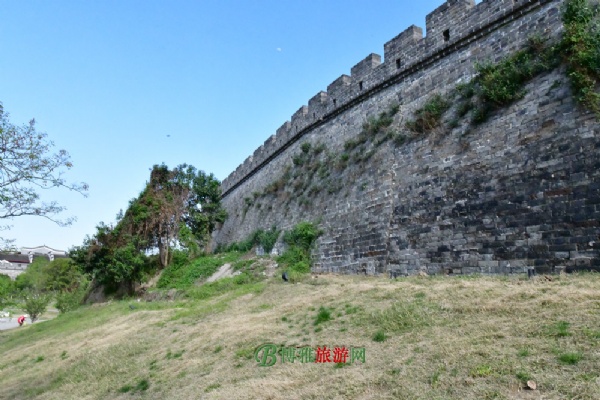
158,238,169,268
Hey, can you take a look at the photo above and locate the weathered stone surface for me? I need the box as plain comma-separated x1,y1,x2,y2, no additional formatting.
215,0,600,276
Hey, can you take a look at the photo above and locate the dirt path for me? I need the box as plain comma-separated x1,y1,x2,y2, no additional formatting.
205,263,237,283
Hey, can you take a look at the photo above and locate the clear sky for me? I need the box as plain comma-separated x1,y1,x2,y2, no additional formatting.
0,0,453,252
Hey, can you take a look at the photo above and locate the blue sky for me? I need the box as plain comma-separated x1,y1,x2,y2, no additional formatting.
0,0,450,251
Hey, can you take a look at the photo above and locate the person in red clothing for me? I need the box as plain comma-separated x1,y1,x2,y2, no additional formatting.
17,315,25,326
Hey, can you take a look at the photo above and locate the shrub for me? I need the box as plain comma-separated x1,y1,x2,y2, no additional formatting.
14,257,50,291
405,94,450,134
363,104,399,136
41,258,84,292
0,274,16,308
55,284,88,314
283,222,322,252
256,227,280,254
22,292,51,323
451,36,560,124
278,222,322,279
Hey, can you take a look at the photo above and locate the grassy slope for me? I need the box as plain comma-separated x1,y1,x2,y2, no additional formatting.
1,270,599,400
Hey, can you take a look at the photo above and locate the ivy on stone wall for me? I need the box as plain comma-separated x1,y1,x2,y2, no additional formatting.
561,0,600,116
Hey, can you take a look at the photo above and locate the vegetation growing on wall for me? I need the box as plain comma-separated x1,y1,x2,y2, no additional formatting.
236,0,599,226
216,226,280,254
242,102,401,215
278,221,322,281
406,0,599,136
561,0,600,116
405,94,450,134
449,36,560,125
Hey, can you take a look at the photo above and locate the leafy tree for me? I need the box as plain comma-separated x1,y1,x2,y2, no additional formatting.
70,223,152,294
0,274,16,308
120,164,190,267
119,163,226,267
179,164,227,249
70,163,226,294
0,103,88,248
55,284,87,314
22,291,51,323
14,256,51,291
41,258,84,292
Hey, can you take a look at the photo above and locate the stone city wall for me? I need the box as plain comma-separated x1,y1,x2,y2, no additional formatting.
215,0,600,276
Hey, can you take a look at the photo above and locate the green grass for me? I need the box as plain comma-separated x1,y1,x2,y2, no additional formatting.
470,364,494,378
372,330,387,342
558,352,583,365
157,252,243,289
547,320,572,337
314,306,332,325
166,349,185,359
517,348,530,357
515,370,533,384
186,276,266,301
205,383,221,392
365,299,438,333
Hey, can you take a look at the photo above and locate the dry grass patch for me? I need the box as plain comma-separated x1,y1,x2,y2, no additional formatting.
1,272,599,399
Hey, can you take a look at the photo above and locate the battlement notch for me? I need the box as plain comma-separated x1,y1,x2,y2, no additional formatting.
384,25,424,72
426,0,475,49
307,91,328,122
327,75,351,108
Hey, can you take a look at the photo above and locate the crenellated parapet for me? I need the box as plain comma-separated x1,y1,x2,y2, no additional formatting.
384,25,424,74
308,91,328,122
425,0,476,48
221,0,560,196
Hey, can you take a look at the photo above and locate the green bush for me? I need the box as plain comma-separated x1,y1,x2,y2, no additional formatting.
218,227,280,254
256,227,280,254
405,94,450,134
290,261,310,274
277,246,306,266
474,46,557,108
22,292,51,323
41,258,84,292
14,257,51,291
0,274,16,308
282,222,322,252
278,222,322,279
55,283,88,314
362,104,399,136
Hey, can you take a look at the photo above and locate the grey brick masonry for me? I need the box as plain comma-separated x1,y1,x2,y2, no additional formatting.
214,0,600,276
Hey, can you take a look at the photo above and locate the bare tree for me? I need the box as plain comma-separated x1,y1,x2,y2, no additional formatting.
0,103,88,247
